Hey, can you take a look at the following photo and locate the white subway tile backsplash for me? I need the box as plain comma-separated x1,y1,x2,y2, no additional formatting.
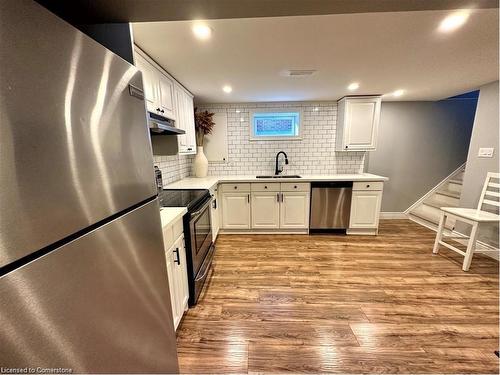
153,153,193,185
154,101,365,184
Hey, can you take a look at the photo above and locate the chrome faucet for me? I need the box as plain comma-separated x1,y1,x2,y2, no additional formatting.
275,151,289,175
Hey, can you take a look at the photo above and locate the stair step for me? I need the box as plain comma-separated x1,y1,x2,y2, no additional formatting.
449,179,463,185
436,189,461,199
410,206,454,228
423,197,459,209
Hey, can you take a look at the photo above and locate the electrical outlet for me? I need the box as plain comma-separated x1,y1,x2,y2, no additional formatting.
478,147,494,158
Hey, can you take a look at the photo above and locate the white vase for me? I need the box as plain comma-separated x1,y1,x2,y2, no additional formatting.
193,146,208,178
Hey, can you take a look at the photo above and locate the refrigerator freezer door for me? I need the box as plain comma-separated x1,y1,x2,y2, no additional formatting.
0,0,156,268
0,200,179,373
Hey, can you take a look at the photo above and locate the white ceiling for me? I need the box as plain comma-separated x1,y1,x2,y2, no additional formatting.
133,9,499,103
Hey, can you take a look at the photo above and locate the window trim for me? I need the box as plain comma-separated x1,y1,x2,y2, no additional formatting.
249,108,303,141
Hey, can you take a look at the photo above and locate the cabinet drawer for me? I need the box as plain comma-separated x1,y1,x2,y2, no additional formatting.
281,182,310,192
220,183,251,192
251,183,280,192
353,181,383,191
172,218,184,240
162,226,174,250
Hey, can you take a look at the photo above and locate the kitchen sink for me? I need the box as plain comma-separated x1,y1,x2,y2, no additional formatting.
256,175,302,179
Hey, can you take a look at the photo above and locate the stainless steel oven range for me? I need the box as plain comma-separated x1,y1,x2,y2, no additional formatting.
159,189,215,305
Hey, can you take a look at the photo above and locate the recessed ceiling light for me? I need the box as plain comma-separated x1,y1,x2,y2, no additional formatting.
235,109,241,113
192,24,212,40
392,89,405,97
313,107,319,111
240,117,245,122
348,82,360,91
222,85,232,93
439,11,470,33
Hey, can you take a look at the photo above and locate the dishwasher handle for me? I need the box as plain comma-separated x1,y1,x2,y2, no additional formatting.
311,181,353,189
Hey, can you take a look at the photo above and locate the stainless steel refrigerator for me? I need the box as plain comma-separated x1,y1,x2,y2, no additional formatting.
0,0,179,372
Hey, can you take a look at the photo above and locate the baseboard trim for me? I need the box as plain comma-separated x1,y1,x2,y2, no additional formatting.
380,212,408,219
219,229,309,235
346,228,378,236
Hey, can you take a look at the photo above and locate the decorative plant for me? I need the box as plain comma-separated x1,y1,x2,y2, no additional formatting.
194,108,215,147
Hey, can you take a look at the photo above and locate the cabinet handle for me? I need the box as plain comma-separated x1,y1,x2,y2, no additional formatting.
280,192,283,202
366,184,370,188
277,193,280,202
156,107,161,112
345,145,348,149
174,248,180,265
247,194,250,203
161,109,165,113
264,185,268,189
294,185,297,189
187,147,193,151
234,186,237,189
212,199,217,209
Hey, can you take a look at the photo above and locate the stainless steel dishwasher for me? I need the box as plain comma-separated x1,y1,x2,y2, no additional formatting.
310,181,353,233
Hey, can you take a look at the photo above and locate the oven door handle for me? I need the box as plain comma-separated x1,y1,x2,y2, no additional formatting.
194,245,215,282
190,201,210,218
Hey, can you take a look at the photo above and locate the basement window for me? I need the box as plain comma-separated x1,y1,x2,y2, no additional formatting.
250,109,302,140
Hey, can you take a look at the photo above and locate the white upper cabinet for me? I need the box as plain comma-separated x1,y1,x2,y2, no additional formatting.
134,46,197,155
336,96,381,151
158,74,176,120
134,52,159,113
175,84,196,155
134,48,176,120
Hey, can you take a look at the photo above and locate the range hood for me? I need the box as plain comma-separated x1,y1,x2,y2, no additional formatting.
148,112,185,135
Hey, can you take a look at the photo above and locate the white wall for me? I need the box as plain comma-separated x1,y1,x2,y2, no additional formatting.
197,101,365,176
458,81,499,247
367,98,477,212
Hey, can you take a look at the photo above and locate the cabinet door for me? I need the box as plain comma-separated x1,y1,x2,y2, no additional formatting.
344,97,381,150
135,53,159,113
175,87,196,154
173,236,189,313
164,248,181,330
175,87,188,151
251,192,280,229
158,73,176,120
211,190,220,241
221,193,251,229
349,191,382,228
184,93,197,153
280,192,310,229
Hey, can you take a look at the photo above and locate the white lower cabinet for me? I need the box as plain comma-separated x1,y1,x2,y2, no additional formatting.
220,183,310,231
221,192,251,229
210,186,220,241
165,235,188,330
280,192,310,229
162,216,189,331
349,190,382,229
251,192,280,229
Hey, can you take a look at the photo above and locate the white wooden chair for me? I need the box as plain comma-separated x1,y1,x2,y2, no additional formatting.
433,172,500,271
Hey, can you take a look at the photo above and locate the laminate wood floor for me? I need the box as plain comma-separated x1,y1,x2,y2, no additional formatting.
176,220,499,373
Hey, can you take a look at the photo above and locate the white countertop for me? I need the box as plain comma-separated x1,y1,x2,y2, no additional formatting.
165,173,388,190
159,207,187,227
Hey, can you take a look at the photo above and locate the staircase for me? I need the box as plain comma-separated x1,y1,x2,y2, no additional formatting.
408,165,466,232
